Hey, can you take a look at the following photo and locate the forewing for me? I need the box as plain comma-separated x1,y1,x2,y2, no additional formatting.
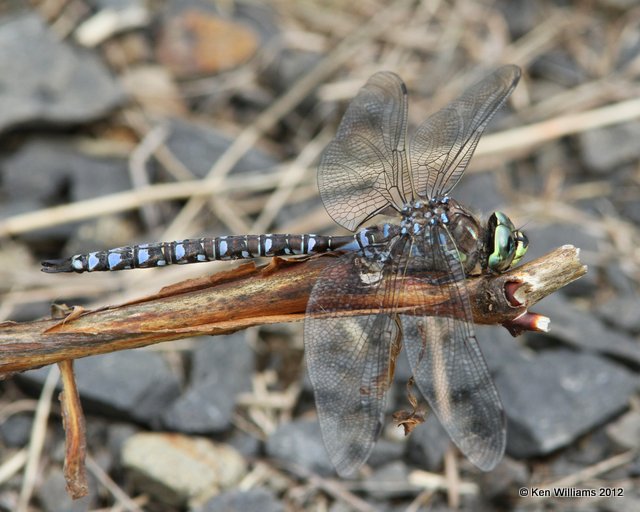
304,245,405,476
318,72,411,231
400,224,505,471
410,65,520,199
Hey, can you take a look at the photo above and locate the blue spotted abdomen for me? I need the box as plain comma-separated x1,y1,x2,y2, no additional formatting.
45,234,340,273
41,225,398,273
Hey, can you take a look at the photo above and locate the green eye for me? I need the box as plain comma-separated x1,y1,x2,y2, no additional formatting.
487,212,527,272
511,230,529,267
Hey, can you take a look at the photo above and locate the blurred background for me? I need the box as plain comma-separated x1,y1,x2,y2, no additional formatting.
1,0,640,511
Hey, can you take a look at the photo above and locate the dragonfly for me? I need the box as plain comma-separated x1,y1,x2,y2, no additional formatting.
43,65,528,476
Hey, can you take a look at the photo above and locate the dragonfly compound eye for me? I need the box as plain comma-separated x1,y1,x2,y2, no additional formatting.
511,230,529,267
487,211,519,272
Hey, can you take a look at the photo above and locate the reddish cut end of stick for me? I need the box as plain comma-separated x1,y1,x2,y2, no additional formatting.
502,311,550,337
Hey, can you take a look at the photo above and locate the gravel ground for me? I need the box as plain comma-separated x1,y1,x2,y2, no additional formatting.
1,1,640,511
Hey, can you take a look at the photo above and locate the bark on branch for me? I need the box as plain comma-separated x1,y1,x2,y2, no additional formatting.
0,245,586,378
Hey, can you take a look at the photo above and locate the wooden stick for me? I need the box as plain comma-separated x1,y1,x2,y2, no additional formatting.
58,360,88,499
0,246,585,378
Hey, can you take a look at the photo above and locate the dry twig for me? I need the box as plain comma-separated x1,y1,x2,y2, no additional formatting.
0,245,585,377
58,360,88,499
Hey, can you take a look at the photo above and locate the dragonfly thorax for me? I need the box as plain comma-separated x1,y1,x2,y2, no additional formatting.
399,197,452,233
399,197,485,275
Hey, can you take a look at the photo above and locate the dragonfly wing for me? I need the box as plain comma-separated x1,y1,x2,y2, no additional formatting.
318,72,411,231
304,245,405,476
410,65,520,199
400,224,505,471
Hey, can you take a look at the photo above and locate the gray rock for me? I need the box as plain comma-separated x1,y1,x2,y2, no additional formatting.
0,198,44,221
0,413,33,447
453,171,506,215
195,488,284,512
106,423,139,468
533,140,578,181
0,13,123,134
535,294,640,367
495,350,639,458
606,410,640,450
620,197,640,225
1,141,70,204
496,0,543,38
262,48,322,100
0,138,132,249
20,350,181,426
579,121,640,174
156,118,277,179
523,224,600,295
476,325,531,375
393,325,525,387
406,417,450,471
162,333,254,433
273,194,325,231
596,295,640,335
560,427,612,467
600,487,640,512
226,431,261,459
531,51,587,87
367,438,405,470
479,457,529,500
615,23,640,69
265,419,334,476
122,432,246,507
88,0,145,9
2,138,130,201
36,468,96,512
603,262,637,295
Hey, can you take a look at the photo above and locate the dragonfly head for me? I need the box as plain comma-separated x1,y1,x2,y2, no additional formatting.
486,211,528,272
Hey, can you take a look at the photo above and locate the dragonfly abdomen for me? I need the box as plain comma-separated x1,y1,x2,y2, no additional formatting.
41,233,361,273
